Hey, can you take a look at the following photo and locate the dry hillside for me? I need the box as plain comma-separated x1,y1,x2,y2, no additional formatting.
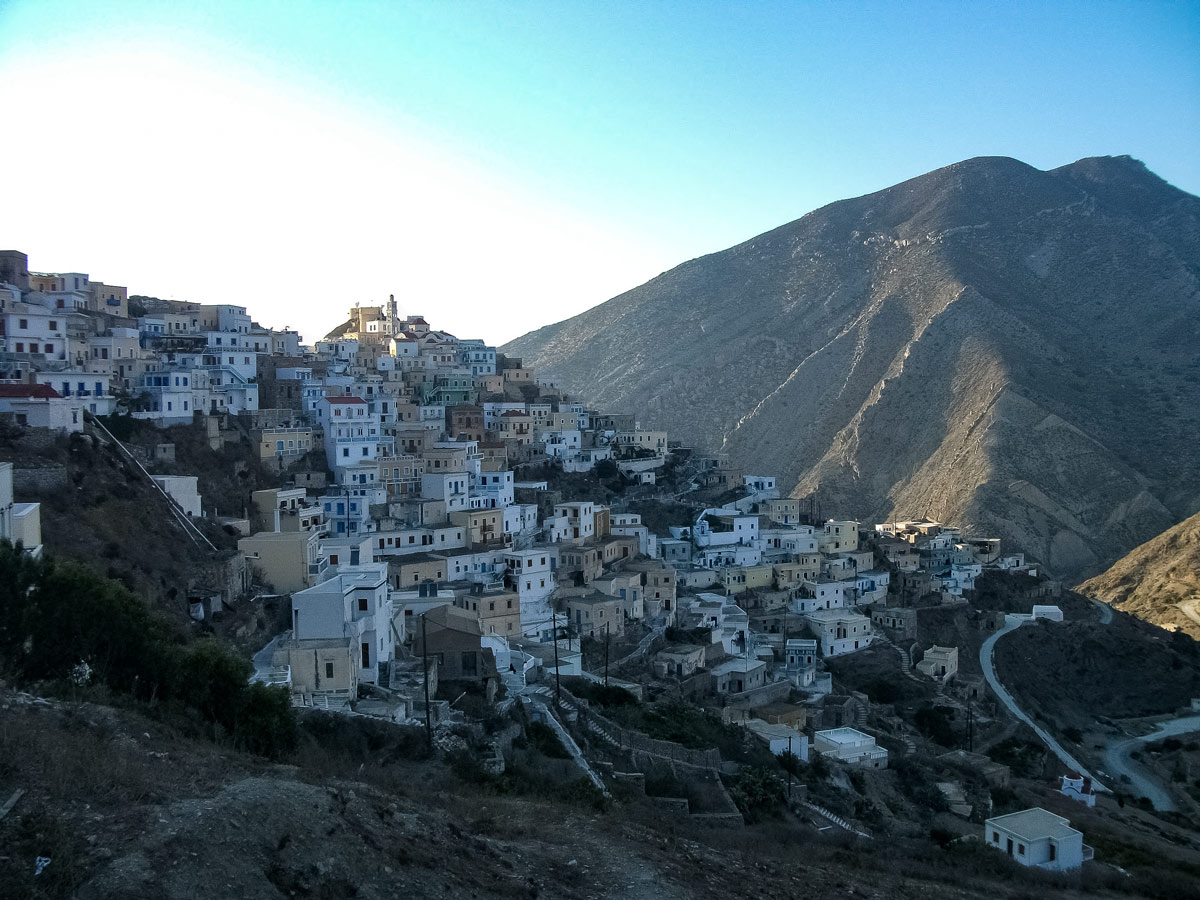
1078,510,1200,639
505,156,1200,581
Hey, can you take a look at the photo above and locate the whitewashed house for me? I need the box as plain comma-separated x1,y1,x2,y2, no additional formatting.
813,727,888,768
984,808,1092,871
288,562,393,686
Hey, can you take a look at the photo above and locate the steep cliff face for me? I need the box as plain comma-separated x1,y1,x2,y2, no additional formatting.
1078,510,1200,639
505,156,1200,579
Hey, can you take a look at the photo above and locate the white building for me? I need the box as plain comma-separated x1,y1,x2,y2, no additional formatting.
813,727,888,768
152,475,202,518
319,396,386,476
0,384,84,432
554,501,597,543
290,562,393,686
984,808,1092,871
916,645,958,682
0,462,42,557
745,720,808,760
803,608,873,656
503,546,557,635
1060,773,1097,808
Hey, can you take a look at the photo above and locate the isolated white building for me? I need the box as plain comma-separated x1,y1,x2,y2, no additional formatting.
984,808,1092,871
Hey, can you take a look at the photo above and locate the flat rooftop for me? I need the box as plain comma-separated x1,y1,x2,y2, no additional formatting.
815,727,873,745
986,808,1080,841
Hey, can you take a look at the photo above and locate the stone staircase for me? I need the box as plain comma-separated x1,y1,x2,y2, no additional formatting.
850,696,869,729
893,644,923,683
802,801,871,839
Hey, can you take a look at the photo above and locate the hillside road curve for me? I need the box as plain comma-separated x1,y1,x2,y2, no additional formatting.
1103,715,1200,812
980,615,1108,790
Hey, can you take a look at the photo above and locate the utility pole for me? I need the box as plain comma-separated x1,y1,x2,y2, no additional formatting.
604,622,610,687
421,613,432,747
552,615,561,704
787,735,793,800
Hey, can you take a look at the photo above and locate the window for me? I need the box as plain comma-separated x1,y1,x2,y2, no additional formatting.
325,662,334,678
361,642,371,668
1049,844,1056,862
358,597,368,611
49,320,57,329
1017,844,1025,856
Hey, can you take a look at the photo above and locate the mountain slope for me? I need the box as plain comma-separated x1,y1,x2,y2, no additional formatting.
1078,510,1200,638
504,156,1200,579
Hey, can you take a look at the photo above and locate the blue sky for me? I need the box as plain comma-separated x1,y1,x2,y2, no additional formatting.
0,1,1196,342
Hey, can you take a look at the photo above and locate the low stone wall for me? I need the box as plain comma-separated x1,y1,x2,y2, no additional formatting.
719,678,792,710
12,463,67,494
564,687,723,770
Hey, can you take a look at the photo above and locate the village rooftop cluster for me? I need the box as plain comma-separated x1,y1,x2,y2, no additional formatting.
0,250,1093,870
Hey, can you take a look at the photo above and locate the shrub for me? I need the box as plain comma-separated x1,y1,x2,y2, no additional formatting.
0,542,295,758
526,721,569,759
914,704,957,747
235,682,297,758
728,765,785,823
865,678,903,704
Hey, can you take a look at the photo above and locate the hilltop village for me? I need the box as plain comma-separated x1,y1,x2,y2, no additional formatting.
4,249,1200,893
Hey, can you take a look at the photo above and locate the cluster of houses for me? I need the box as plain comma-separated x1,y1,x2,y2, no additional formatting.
1,253,1107,870
0,256,1033,717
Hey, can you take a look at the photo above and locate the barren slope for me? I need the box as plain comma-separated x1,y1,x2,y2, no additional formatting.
1078,510,1200,638
505,156,1200,579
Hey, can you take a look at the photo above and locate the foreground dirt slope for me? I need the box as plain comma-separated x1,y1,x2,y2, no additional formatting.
1077,509,1200,639
2,689,1134,900
505,155,1200,581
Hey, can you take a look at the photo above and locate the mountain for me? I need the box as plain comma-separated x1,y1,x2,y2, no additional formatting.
504,156,1200,580
1078,510,1200,638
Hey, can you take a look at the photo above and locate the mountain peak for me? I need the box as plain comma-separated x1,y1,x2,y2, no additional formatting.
505,156,1200,580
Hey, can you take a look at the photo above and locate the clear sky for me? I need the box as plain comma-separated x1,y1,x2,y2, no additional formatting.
1,1,1197,344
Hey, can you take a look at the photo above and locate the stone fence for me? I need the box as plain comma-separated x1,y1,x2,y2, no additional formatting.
562,686,723,771
718,678,792,710
12,462,68,494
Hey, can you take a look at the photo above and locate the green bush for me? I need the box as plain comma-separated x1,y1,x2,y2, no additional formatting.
728,765,785,823
865,678,903,704
914,704,957,747
234,682,297,758
0,541,295,758
526,720,570,759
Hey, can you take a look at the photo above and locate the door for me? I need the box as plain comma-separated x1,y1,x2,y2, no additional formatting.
1006,838,1013,856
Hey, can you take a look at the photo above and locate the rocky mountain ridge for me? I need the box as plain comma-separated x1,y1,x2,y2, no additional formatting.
505,156,1200,580
1078,509,1200,639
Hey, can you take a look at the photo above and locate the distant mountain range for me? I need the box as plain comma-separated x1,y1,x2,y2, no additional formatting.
504,156,1200,581
1079,510,1200,638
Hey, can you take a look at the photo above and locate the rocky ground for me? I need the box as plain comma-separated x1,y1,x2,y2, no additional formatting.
7,683,1187,900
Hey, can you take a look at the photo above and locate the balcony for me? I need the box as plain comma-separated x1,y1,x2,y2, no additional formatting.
1081,844,1094,862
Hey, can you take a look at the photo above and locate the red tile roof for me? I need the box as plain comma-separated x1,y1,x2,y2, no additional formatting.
326,396,367,404
0,383,62,399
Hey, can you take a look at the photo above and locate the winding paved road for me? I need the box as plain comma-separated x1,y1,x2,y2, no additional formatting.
1103,715,1200,812
979,615,1108,790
